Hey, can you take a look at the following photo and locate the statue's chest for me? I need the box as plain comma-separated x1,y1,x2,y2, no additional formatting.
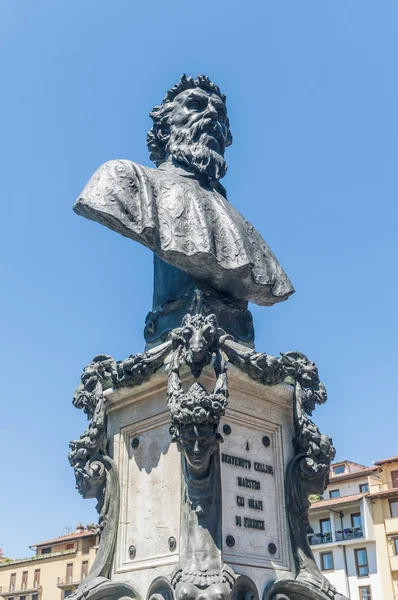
155,177,218,223
151,172,240,256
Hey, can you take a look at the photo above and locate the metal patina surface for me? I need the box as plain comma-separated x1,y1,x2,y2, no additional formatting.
74,74,294,346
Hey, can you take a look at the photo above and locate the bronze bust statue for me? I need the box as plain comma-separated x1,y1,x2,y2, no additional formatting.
74,75,294,346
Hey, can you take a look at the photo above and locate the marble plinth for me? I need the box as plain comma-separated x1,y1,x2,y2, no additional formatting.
105,365,296,599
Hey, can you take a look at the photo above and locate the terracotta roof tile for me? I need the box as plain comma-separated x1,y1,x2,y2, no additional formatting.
374,455,398,466
369,488,398,499
310,492,367,510
33,529,96,548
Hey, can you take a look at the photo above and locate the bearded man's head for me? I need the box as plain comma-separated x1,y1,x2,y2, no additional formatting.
147,74,233,181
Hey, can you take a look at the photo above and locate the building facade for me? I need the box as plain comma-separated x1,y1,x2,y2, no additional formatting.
309,460,381,600
309,457,398,600
370,456,398,600
0,525,98,600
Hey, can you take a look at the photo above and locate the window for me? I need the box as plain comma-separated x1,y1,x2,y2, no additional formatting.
359,586,372,600
34,569,40,588
21,571,28,590
391,470,398,489
390,500,398,518
66,563,73,583
319,518,331,541
82,538,92,554
9,573,16,592
394,538,398,555
320,518,331,534
32,596,38,600
333,465,345,475
41,546,51,554
81,560,89,580
351,513,362,528
65,543,75,550
321,552,334,571
355,548,369,577
360,483,369,493
64,591,73,599
329,489,340,499
20,596,26,600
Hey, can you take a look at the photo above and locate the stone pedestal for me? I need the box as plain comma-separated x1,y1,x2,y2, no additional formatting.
106,366,296,598
69,330,342,600
107,371,182,594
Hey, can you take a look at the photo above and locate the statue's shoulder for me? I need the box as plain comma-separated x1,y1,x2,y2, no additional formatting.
75,159,159,218
91,159,156,185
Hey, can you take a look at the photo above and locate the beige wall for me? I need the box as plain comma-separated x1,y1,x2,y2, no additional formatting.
373,499,394,600
380,464,398,486
371,462,398,600
0,536,97,600
370,464,398,495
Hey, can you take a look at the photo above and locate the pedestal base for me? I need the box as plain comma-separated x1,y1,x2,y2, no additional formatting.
69,322,345,600
106,366,295,598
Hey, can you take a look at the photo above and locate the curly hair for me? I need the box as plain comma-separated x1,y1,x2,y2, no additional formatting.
147,74,233,166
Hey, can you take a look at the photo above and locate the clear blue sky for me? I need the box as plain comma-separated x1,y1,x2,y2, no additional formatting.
1,0,397,558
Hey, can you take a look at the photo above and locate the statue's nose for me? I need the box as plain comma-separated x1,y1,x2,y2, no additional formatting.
191,332,204,355
192,343,203,354
204,103,218,120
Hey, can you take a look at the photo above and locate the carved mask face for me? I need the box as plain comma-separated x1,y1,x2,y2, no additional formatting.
166,88,230,181
175,581,230,600
180,423,217,476
181,315,217,376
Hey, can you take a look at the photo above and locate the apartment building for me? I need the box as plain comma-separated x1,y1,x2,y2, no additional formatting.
308,460,382,600
369,456,398,599
0,524,98,600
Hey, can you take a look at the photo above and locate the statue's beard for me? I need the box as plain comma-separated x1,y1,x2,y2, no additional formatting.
167,123,228,181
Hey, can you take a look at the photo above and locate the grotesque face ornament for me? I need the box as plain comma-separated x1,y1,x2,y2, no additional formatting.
175,581,231,600
177,313,218,378
180,423,218,477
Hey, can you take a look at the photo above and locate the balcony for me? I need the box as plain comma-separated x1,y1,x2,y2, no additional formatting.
308,527,363,546
385,517,398,535
308,532,332,545
390,554,398,572
0,586,42,598
370,481,398,494
57,577,84,590
335,526,363,541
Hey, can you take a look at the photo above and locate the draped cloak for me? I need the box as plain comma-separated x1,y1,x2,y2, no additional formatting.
74,160,294,307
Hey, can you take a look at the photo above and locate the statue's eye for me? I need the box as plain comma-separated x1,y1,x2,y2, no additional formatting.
182,328,192,339
217,108,226,121
187,100,202,111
